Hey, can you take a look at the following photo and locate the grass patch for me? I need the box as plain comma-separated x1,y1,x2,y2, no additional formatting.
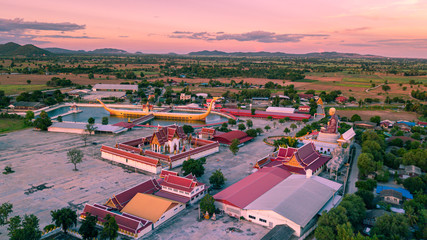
0,84,53,95
0,118,30,133
292,79,318,82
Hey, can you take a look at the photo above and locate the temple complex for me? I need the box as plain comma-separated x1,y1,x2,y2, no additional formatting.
100,125,219,174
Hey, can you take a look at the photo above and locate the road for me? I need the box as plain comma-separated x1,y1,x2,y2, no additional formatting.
347,143,361,194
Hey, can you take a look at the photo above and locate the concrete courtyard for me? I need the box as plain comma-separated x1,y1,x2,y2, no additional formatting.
0,117,307,239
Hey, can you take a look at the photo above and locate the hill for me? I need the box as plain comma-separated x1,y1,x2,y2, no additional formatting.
89,48,128,54
0,42,51,56
188,50,383,59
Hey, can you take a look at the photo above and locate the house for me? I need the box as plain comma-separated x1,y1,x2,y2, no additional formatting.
180,93,191,101
298,105,310,113
155,173,207,204
212,130,254,145
376,185,413,202
298,94,314,100
393,122,412,132
195,93,208,98
214,169,342,238
198,128,216,139
67,89,91,97
380,120,394,129
398,165,422,178
380,189,403,205
93,83,138,92
9,101,45,110
335,96,347,104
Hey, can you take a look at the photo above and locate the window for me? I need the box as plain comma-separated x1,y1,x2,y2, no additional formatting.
174,208,178,211
174,189,178,192
259,218,267,223
249,215,256,220
161,216,165,219
126,159,128,163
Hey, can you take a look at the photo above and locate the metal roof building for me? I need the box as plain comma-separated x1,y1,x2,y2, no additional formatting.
93,83,138,92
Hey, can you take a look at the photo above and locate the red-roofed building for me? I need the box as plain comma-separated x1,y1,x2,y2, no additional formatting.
220,108,311,121
212,130,254,145
198,128,216,139
80,204,152,238
335,96,348,104
298,105,310,113
105,179,161,211
298,94,314,100
100,145,162,174
254,143,331,175
155,172,207,204
150,125,187,153
214,167,292,211
159,169,178,178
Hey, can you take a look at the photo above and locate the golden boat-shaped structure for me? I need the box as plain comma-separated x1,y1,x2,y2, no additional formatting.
97,97,220,121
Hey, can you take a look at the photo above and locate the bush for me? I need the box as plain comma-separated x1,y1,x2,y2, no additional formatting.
209,169,226,189
355,179,377,191
245,129,257,138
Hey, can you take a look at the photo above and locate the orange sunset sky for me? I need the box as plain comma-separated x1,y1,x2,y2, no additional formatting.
1,0,427,58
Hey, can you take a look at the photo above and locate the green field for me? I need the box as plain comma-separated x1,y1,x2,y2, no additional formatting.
0,84,52,95
0,119,30,133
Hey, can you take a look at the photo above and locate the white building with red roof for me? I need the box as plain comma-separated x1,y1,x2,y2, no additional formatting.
155,172,207,204
150,125,187,154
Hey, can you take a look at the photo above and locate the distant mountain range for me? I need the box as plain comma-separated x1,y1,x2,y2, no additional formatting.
0,42,51,56
188,50,383,59
0,42,385,59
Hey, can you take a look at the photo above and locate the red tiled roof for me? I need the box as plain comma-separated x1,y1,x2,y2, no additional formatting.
213,167,291,209
160,170,178,178
161,174,199,192
212,130,253,145
101,145,160,167
387,136,419,143
109,179,161,210
154,190,192,203
169,142,219,162
220,108,311,121
200,128,216,135
335,96,347,102
117,144,141,153
298,93,314,99
152,125,187,146
81,204,151,234
144,150,170,161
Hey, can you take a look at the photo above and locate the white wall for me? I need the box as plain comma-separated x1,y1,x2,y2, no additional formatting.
101,152,161,174
152,203,185,228
48,127,86,134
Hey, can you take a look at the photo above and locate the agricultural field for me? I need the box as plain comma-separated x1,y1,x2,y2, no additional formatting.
0,118,30,133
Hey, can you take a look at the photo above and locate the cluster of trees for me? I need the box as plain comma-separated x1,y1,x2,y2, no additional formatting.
163,64,305,80
411,89,427,101
46,77,73,87
273,136,298,148
356,130,386,178
182,158,206,177
319,90,342,103
405,101,427,118
0,90,10,108
16,89,66,106
295,120,322,137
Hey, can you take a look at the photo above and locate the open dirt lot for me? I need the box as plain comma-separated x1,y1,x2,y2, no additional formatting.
0,118,300,239
336,109,420,121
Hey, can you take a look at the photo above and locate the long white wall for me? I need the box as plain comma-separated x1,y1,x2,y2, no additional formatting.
152,203,185,229
48,127,86,134
170,146,219,168
101,152,161,174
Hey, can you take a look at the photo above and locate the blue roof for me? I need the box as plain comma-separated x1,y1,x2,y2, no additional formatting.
252,97,269,100
397,121,416,127
376,185,413,199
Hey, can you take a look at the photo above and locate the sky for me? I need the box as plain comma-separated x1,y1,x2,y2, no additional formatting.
0,0,427,58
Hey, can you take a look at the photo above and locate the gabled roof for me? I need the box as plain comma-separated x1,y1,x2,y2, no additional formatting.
212,130,254,145
151,125,187,146
159,169,178,178
161,174,200,193
81,204,150,234
214,167,292,209
376,185,413,199
121,193,182,222
105,179,161,210
380,189,403,200
200,128,216,135
245,175,342,227
100,145,160,167
341,128,356,141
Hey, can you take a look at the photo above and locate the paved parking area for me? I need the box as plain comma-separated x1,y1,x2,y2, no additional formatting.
0,118,304,239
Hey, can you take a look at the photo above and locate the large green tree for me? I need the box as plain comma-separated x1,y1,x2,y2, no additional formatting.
315,206,349,240
357,153,376,177
100,214,118,240
67,148,84,171
33,110,52,131
79,213,98,240
200,194,216,215
209,169,226,189
8,214,42,240
0,202,13,225
340,194,366,229
355,189,375,209
246,119,253,128
51,207,77,234
229,139,240,155
182,158,206,177
371,213,410,239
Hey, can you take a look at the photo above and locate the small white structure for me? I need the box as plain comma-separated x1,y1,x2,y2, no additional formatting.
180,93,191,101
266,107,295,114
196,93,208,98
93,83,138,92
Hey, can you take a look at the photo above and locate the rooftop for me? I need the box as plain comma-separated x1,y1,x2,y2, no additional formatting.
93,83,138,90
